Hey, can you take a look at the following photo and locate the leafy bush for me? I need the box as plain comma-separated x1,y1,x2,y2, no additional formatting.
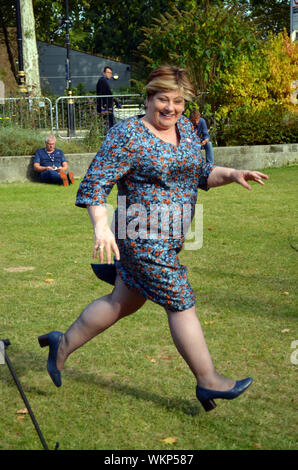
217,105,298,146
139,3,259,112
83,115,106,152
216,32,298,121
69,82,88,96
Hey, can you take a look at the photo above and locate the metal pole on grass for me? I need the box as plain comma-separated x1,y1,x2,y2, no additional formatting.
0,338,59,450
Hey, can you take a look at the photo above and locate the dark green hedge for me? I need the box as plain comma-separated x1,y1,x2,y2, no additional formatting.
217,105,298,147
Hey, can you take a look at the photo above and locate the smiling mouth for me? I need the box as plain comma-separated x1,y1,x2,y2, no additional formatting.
161,112,175,118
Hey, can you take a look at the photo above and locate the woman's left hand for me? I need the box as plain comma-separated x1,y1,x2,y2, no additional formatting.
231,170,268,190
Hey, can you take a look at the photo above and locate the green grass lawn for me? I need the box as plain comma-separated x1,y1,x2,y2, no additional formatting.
0,166,297,450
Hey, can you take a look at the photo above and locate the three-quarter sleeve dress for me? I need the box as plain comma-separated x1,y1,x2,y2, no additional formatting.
76,116,215,312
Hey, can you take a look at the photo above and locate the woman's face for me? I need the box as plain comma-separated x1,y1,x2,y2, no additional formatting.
145,90,185,131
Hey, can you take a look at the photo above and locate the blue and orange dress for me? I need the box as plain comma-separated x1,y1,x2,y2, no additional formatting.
76,116,214,312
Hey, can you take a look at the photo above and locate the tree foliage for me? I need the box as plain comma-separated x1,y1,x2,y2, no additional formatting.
219,105,298,146
215,31,298,146
237,0,291,35
30,0,291,63
138,2,260,111
217,31,298,119
1,1,292,65
32,0,196,63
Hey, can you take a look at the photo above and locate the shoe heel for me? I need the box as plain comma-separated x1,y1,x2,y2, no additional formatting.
201,399,217,412
38,334,49,348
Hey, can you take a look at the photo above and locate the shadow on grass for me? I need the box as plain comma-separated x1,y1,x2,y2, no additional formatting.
1,343,201,417
66,368,201,416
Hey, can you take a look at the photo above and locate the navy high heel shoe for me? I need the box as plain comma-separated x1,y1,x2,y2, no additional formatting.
38,331,63,388
196,377,253,412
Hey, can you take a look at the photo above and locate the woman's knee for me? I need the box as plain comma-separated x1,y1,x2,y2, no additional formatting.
110,294,144,317
109,284,146,317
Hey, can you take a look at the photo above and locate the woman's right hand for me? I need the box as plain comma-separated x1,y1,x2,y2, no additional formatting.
93,223,120,264
88,205,120,264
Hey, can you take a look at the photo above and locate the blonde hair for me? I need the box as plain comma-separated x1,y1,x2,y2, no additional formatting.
145,65,195,102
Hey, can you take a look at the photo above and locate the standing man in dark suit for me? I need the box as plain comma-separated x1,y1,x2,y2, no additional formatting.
96,66,115,128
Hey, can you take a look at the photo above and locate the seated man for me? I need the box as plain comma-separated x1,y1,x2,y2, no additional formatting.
189,109,214,165
34,134,74,186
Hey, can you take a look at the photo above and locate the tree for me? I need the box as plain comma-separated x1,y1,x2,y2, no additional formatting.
217,31,298,119
33,0,91,46
0,0,18,87
237,0,291,35
20,0,41,96
0,0,41,95
32,0,198,63
210,30,298,146
138,2,260,111
29,1,291,67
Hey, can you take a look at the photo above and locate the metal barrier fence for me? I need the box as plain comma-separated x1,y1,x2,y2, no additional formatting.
0,94,144,139
55,94,144,139
0,97,54,131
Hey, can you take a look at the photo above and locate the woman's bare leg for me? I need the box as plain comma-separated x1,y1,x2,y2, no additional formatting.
166,306,235,390
56,275,146,370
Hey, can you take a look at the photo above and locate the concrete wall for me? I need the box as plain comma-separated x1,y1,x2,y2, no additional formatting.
213,143,298,170
0,143,297,183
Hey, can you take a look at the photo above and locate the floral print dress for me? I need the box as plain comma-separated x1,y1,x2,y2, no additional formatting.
76,116,214,312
